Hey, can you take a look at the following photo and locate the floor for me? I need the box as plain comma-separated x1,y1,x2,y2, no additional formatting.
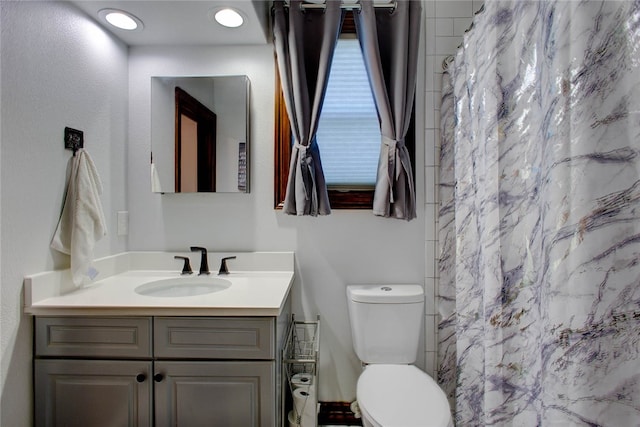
317,402,363,426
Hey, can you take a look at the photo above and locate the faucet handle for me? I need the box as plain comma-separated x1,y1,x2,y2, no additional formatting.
174,256,193,275
218,256,236,275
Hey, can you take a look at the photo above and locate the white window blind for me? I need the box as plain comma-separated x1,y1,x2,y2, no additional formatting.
316,37,380,187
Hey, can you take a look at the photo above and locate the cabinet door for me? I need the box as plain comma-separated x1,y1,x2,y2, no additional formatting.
154,360,275,427
35,359,152,427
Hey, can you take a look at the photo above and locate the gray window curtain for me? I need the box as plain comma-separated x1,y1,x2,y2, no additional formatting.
273,0,344,216
354,0,421,220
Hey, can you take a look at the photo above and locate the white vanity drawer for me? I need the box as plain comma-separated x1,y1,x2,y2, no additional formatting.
35,317,152,359
154,317,275,360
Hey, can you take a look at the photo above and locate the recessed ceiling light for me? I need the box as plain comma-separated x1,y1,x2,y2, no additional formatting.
98,9,144,31
213,8,244,28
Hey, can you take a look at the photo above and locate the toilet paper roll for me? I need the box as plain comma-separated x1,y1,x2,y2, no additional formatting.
292,387,316,427
292,384,311,394
287,410,297,427
291,373,313,389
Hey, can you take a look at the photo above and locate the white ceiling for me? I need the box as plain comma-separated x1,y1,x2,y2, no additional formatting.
72,1,271,46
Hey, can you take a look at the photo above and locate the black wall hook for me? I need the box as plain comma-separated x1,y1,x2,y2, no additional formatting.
64,127,84,156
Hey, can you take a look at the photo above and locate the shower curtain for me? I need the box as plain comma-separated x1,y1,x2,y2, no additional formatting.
438,1,640,426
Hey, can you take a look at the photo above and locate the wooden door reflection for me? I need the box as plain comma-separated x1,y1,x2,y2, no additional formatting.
175,87,217,192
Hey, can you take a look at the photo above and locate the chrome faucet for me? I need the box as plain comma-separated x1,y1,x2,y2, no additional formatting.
190,246,210,275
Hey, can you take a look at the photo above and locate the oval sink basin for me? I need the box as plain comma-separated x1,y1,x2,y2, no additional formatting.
135,276,231,297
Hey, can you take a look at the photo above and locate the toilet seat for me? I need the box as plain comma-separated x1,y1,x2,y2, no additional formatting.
357,364,452,427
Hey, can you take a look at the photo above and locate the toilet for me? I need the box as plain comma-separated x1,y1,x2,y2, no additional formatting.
347,285,452,427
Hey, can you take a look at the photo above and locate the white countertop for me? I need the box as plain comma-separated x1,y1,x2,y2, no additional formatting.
24,252,294,317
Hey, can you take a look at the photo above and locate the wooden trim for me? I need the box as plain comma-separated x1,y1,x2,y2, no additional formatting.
175,87,217,192
342,10,356,33
274,65,291,210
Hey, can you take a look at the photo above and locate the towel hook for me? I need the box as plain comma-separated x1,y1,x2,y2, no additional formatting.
64,127,84,156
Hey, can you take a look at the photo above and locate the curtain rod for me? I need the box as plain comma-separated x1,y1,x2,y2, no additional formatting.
288,2,397,11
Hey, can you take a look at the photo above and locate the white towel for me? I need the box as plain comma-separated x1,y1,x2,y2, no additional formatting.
51,149,107,285
151,162,162,192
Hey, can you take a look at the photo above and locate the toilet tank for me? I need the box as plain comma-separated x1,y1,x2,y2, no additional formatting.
347,285,424,364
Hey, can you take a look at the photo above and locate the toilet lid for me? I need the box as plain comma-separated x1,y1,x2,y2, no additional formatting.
357,365,452,427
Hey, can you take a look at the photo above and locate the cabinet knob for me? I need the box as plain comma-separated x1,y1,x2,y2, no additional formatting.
136,374,146,383
154,373,164,382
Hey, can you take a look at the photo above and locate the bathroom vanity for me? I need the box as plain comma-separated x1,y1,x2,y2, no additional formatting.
24,252,294,427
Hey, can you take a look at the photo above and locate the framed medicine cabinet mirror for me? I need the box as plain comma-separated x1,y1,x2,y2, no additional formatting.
151,75,250,193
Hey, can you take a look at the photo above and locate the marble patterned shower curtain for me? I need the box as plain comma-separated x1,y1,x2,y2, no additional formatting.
438,1,640,426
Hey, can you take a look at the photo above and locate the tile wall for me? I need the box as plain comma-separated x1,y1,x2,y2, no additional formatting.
423,0,485,377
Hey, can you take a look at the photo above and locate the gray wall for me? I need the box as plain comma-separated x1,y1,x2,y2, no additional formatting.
0,1,488,423
127,44,426,401
0,1,129,424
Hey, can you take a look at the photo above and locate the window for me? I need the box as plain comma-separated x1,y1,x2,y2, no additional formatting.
316,36,380,188
274,13,415,209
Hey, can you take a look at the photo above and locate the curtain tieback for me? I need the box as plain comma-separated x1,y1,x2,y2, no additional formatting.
293,141,317,206
382,136,407,203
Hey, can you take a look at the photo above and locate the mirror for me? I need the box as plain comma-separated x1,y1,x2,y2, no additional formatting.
151,75,250,193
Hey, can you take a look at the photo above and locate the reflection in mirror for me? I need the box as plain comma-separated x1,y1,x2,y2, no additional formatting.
176,87,217,192
151,75,250,193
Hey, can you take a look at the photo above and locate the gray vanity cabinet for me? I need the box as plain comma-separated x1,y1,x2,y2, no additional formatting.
35,359,153,427
153,317,277,426
34,317,153,427
154,360,274,426
34,315,287,427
